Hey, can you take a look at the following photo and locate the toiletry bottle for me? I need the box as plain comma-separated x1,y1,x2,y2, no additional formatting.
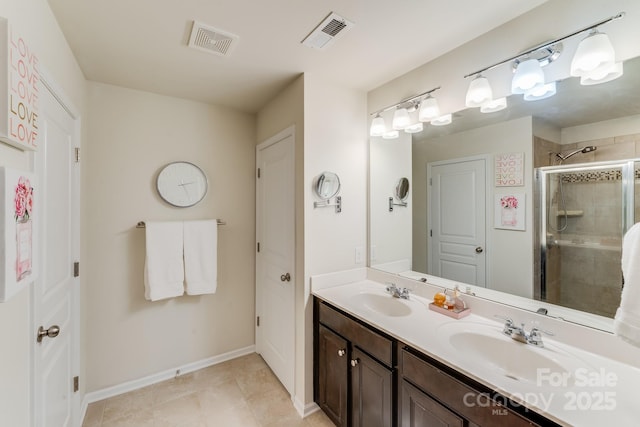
452,287,466,311
433,289,446,307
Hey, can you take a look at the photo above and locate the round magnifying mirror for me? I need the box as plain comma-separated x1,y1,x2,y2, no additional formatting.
395,177,410,201
314,172,341,200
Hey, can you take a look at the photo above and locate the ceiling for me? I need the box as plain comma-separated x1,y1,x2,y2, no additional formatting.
46,0,547,113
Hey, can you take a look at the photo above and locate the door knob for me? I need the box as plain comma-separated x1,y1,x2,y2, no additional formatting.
475,247,484,254
350,358,359,367
280,273,291,282
337,349,346,357
37,325,60,343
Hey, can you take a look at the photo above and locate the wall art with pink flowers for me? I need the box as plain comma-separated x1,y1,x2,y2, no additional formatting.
494,192,525,231
0,167,38,302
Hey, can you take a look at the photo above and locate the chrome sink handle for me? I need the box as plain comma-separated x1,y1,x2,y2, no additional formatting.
494,315,515,335
398,287,411,300
528,327,554,347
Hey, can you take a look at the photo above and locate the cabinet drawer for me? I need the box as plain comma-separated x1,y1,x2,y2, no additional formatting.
402,349,542,427
318,302,394,366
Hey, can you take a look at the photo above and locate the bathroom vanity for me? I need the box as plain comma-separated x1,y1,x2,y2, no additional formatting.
314,298,554,427
312,270,640,427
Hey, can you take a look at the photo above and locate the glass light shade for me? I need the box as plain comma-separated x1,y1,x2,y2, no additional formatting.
392,107,411,130
430,114,452,126
480,97,507,113
511,58,545,94
523,81,557,101
404,122,424,133
418,96,440,121
570,31,615,77
465,75,493,108
580,61,623,85
370,115,386,136
382,130,399,139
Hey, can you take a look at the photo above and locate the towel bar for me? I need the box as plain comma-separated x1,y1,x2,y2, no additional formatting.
136,220,225,228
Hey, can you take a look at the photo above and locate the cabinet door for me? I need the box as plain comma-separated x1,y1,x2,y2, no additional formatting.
351,348,393,427
401,380,463,427
318,325,349,427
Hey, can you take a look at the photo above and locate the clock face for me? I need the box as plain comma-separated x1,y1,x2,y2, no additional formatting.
156,162,208,207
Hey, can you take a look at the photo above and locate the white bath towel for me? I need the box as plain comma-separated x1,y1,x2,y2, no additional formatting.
614,222,640,347
184,219,218,295
143,221,185,301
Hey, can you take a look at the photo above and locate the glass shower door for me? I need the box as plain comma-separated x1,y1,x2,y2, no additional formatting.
539,161,635,318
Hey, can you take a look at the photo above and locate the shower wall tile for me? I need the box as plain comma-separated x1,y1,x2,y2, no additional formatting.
614,133,640,144
594,141,635,162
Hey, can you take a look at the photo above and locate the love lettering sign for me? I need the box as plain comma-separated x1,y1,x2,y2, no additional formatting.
0,18,40,151
495,152,524,187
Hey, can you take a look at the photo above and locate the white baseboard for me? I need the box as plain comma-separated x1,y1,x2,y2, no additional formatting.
293,396,320,418
79,345,255,424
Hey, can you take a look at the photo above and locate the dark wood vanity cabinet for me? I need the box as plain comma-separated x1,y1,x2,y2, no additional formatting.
315,299,395,427
314,298,558,427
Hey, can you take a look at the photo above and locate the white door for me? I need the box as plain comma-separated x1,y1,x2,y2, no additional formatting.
32,82,80,426
255,127,295,395
429,158,486,286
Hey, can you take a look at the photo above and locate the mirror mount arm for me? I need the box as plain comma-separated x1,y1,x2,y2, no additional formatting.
389,197,408,212
314,196,342,213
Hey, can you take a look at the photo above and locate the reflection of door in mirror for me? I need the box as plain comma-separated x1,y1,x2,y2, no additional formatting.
429,158,486,287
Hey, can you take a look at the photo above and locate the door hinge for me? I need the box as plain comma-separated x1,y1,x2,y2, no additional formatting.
73,376,79,393
257,242,260,253
256,316,260,327
73,262,80,277
257,168,261,178
74,147,80,163
430,229,432,237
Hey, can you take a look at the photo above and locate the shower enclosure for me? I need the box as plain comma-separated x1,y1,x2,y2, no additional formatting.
536,159,640,318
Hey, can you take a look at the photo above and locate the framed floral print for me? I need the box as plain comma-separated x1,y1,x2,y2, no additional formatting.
494,192,525,231
1,167,37,302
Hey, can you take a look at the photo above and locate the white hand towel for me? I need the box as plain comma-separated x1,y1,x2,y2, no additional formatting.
184,219,218,295
143,221,185,301
614,222,640,347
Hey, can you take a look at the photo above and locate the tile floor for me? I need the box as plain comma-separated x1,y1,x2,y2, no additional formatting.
82,353,335,427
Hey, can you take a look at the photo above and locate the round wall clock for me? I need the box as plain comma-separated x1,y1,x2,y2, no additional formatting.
156,161,208,207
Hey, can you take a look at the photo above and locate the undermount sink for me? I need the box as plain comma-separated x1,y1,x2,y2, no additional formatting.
350,292,412,317
438,321,588,386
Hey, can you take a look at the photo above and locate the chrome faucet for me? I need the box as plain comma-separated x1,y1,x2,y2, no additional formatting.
385,283,410,299
495,315,553,347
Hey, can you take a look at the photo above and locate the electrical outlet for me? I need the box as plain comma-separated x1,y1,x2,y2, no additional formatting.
355,246,364,264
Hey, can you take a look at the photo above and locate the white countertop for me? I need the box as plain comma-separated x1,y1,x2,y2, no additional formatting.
312,276,640,427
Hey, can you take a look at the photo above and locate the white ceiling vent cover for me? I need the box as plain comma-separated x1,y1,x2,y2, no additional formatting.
302,12,354,50
188,21,239,57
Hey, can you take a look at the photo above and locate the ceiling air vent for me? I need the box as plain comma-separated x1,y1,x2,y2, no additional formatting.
188,21,239,57
301,12,354,50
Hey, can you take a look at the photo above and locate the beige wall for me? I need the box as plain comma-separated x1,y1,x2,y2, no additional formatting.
413,116,534,297
84,82,256,391
303,74,367,404
0,0,86,425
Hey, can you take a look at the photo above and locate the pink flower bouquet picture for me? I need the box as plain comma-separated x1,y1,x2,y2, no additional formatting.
1,167,38,302
495,193,525,231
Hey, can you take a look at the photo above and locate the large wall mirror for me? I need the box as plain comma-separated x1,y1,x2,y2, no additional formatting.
369,14,640,332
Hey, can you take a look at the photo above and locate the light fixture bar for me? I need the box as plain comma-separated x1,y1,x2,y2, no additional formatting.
370,86,441,116
463,11,625,79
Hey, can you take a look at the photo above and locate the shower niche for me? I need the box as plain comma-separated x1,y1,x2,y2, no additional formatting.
536,159,640,318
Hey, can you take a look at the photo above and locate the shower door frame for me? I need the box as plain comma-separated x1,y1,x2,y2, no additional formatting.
537,158,637,300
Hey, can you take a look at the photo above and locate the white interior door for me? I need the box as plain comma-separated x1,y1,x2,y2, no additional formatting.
255,127,295,395
429,158,486,286
32,82,80,426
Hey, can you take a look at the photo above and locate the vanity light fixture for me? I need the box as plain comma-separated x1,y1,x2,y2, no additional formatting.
465,74,493,108
404,122,424,133
463,11,625,102
370,113,386,136
480,97,507,113
382,130,399,139
511,58,545,94
418,94,440,121
430,114,452,126
392,106,411,130
523,82,557,101
369,86,441,136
